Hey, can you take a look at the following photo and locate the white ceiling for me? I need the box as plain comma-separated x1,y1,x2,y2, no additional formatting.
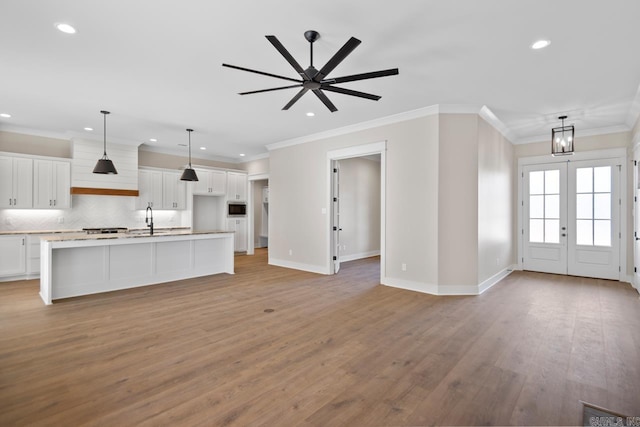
1,0,639,162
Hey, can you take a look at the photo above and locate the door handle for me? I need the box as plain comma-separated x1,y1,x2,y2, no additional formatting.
561,226,566,230
562,233,567,237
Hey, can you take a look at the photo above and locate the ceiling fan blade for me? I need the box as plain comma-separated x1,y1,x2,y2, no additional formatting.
328,68,399,84
315,37,361,81
266,35,309,80
282,88,309,110
239,84,303,95
222,63,302,84
321,85,381,101
313,89,338,112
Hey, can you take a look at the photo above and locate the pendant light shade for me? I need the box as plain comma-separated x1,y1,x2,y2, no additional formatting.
180,128,199,181
551,115,574,156
93,110,118,174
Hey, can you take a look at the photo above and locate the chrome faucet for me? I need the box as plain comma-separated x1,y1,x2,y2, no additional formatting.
145,204,154,235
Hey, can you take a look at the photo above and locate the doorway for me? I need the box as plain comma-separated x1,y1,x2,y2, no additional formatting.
328,141,386,277
247,174,269,256
521,156,624,280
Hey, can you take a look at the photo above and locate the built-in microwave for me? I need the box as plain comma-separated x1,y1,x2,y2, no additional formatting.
228,202,247,217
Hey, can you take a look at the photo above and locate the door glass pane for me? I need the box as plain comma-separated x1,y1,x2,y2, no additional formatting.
529,171,544,194
545,219,559,243
576,194,593,219
576,220,593,245
576,168,593,193
594,194,611,219
530,195,544,218
545,170,560,194
530,219,544,243
594,166,611,193
545,195,559,218
593,220,611,246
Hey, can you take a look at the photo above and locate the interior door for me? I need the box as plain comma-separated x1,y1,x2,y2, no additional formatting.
523,164,568,274
332,161,341,273
567,159,620,280
522,159,621,279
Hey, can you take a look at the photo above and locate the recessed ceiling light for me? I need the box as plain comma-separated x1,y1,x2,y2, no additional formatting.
306,112,315,117
55,23,77,34
239,153,246,157
84,127,93,131
0,113,11,118
199,147,206,150
149,138,157,142
531,39,551,50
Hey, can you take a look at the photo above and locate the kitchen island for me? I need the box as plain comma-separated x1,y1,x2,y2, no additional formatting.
40,230,234,305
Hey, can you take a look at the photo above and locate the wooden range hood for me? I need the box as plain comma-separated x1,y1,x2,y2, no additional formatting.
70,187,139,197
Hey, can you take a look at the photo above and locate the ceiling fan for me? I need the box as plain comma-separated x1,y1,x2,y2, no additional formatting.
222,30,399,113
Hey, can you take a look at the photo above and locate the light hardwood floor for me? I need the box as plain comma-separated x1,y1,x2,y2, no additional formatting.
1,249,639,426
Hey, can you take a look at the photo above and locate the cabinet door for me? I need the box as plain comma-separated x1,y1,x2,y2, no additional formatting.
12,158,33,208
235,218,247,252
0,157,13,208
163,172,186,209
192,169,210,194
33,160,54,208
235,174,247,201
227,172,247,201
210,170,227,194
0,235,26,276
137,170,163,209
52,161,71,208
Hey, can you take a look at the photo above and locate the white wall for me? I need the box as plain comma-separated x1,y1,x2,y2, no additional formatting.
338,157,381,261
477,117,515,283
269,114,440,285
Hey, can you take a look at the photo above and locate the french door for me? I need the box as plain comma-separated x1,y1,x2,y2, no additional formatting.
523,159,621,280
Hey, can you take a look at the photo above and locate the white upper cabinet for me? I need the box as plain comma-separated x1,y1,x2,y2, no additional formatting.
0,156,33,209
193,169,227,195
162,171,186,209
33,160,71,209
136,170,163,209
227,172,247,202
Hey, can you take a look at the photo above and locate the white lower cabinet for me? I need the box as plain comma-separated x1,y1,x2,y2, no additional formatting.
0,235,26,277
226,218,247,252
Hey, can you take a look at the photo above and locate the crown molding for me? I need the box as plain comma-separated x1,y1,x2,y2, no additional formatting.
626,82,640,130
513,124,631,145
244,152,269,162
138,144,242,164
267,105,442,151
0,124,70,140
478,106,515,143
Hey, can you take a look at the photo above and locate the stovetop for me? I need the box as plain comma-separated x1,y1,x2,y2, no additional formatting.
82,227,128,234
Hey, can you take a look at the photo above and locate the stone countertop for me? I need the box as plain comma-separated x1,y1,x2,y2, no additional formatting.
0,227,192,236
39,229,233,242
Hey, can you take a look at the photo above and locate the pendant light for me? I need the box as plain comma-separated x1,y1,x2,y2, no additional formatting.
180,128,199,181
93,110,118,174
551,115,574,156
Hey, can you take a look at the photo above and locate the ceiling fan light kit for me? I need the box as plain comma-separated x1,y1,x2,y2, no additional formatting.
222,30,399,112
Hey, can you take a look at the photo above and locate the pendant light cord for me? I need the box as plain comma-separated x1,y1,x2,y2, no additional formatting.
187,129,193,168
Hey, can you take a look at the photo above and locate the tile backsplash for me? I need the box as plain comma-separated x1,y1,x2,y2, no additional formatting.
0,195,188,231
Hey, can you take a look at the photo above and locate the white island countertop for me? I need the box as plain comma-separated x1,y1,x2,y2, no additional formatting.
40,229,235,305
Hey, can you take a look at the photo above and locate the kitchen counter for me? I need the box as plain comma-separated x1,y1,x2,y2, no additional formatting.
39,229,230,242
40,230,235,305
0,227,192,236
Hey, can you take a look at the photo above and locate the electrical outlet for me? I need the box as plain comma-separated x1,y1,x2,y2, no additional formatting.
496,257,500,266
342,244,346,251
4,217,11,225
57,217,64,224
401,263,407,271
170,215,175,223
289,249,293,256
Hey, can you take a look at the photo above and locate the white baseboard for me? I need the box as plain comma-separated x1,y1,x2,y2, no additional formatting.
477,265,516,294
382,264,515,296
268,258,330,275
340,250,380,263
381,276,439,295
